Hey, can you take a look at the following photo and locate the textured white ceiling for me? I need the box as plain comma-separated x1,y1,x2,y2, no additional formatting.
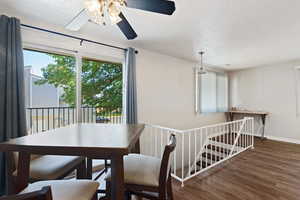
1,0,300,70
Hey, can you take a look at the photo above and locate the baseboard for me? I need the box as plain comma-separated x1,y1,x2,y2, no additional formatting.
266,135,300,144
252,132,300,145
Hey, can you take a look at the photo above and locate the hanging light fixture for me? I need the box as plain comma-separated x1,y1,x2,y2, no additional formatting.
197,51,207,75
84,0,126,25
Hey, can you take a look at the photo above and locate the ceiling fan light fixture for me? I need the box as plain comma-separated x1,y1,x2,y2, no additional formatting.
84,0,126,25
109,14,122,24
67,0,175,40
85,0,101,12
108,1,123,24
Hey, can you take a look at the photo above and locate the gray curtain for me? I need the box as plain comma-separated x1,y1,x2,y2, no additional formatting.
0,15,27,195
125,48,137,124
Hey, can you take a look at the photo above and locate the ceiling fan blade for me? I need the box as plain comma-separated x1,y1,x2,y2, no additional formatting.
65,9,89,31
117,13,138,40
126,0,176,15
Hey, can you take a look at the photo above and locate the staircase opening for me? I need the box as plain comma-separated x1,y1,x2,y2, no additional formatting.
140,117,254,187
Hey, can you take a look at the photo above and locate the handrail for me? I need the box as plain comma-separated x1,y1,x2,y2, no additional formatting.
183,118,246,132
144,118,246,133
143,123,184,133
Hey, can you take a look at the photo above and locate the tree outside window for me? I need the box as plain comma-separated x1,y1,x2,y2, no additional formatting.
35,54,123,112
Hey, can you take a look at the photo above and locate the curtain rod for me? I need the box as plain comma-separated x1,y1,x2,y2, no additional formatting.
21,24,138,54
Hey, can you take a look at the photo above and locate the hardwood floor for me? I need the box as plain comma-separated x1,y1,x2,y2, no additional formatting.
172,138,300,200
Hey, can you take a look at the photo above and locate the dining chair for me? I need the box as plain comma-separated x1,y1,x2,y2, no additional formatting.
106,134,176,200
0,186,52,200
12,153,85,182
0,180,99,200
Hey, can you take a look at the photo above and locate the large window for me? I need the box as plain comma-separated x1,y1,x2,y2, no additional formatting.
198,71,228,113
23,48,124,134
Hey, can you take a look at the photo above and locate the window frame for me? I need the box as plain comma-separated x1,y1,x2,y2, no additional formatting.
23,43,125,123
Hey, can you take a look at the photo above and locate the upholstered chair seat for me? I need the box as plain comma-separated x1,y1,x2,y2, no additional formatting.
106,153,161,187
14,155,84,180
20,180,99,200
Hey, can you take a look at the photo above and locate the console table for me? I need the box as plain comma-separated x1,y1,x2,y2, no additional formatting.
225,110,269,139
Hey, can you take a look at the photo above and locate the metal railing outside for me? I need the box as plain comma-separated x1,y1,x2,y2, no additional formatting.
26,106,123,134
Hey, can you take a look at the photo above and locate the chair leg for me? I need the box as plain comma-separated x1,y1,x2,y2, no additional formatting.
92,193,98,200
136,196,143,200
159,193,167,200
106,181,111,199
167,173,174,200
125,191,131,200
106,181,132,200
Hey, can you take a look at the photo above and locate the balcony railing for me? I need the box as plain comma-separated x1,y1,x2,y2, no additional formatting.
26,107,123,134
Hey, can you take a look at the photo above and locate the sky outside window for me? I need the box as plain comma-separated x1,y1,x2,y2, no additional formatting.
23,49,55,77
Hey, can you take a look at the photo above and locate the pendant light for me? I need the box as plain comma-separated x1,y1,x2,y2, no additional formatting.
197,51,207,75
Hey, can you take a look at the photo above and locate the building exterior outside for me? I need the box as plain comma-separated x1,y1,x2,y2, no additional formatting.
24,65,60,108
24,65,69,134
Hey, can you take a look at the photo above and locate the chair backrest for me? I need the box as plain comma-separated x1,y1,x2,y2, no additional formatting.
158,134,176,187
0,186,52,200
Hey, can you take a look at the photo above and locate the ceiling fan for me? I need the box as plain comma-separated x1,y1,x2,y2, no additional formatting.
65,0,176,40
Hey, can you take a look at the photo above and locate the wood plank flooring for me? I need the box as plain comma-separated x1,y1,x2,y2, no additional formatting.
172,138,300,200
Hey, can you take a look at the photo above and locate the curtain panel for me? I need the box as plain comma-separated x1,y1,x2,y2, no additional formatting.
0,15,27,195
125,47,137,124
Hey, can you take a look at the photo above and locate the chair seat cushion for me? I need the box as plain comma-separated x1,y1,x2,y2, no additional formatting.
106,154,161,187
20,180,99,200
14,155,84,180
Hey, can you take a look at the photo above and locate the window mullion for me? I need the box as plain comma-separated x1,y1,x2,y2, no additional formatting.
76,54,82,123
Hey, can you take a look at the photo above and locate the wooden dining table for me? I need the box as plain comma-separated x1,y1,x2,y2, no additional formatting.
0,123,145,200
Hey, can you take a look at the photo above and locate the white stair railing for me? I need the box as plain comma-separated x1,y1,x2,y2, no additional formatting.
140,117,254,187
229,119,247,155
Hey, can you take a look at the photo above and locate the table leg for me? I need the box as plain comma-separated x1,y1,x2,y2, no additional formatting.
110,155,125,200
86,158,93,179
226,112,234,122
226,113,234,135
131,139,140,154
5,152,16,195
76,159,87,179
16,152,30,193
261,114,267,139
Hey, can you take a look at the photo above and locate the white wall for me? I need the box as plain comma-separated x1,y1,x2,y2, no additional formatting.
229,61,300,143
136,49,225,129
